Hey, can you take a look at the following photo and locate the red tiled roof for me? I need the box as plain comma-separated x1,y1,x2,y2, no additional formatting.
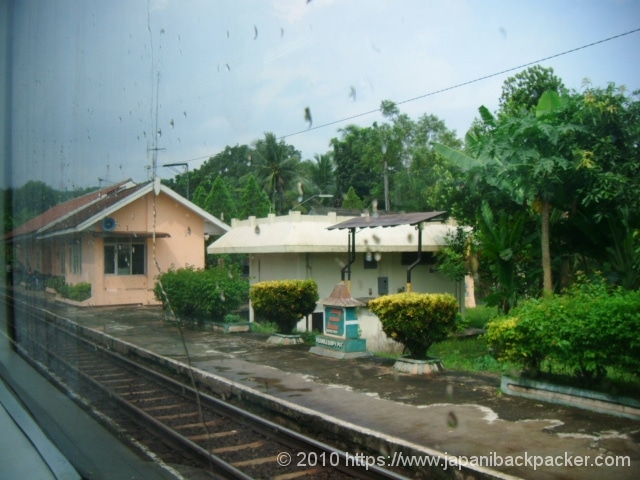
42,182,147,235
5,180,136,240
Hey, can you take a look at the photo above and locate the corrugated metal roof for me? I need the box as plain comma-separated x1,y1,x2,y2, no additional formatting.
327,211,447,230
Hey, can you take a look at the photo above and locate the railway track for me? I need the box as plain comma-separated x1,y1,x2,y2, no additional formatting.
6,293,413,480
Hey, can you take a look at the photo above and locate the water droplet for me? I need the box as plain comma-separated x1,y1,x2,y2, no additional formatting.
447,411,458,428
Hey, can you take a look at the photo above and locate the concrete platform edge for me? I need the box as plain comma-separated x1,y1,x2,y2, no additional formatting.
56,310,522,480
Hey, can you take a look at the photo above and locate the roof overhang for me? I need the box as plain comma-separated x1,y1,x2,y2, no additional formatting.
92,232,171,239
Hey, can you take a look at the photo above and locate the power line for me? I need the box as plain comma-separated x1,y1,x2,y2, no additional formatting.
280,26,640,140
172,27,640,166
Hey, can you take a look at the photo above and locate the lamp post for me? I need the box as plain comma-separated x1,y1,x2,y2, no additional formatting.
162,162,189,200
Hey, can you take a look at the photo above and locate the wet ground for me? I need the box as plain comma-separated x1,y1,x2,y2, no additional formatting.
15,295,640,479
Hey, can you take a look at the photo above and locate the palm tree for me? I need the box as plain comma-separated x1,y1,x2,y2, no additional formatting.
252,133,302,214
309,153,335,195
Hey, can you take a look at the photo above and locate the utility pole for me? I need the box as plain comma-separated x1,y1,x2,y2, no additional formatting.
381,142,390,212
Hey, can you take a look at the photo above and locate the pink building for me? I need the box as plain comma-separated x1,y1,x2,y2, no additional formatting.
5,179,229,306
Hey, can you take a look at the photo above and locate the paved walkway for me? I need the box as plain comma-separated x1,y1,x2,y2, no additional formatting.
10,293,640,479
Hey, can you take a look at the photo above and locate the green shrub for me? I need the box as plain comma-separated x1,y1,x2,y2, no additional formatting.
368,292,460,360
154,265,249,322
58,282,92,302
485,277,640,380
250,279,319,334
45,276,65,291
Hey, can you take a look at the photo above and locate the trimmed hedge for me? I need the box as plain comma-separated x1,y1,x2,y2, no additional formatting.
485,278,640,379
250,279,319,334
368,292,460,359
154,265,249,321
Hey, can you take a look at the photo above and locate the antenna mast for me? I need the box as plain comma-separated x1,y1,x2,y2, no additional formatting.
150,70,163,180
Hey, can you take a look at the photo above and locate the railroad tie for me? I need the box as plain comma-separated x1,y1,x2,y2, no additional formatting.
272,467,326,479
211,440,264,453
173,419,220,430
189,430,238,441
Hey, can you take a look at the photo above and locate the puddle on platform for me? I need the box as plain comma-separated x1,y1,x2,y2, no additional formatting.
249,376,312,393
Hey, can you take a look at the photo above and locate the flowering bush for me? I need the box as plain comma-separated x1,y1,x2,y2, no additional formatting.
250,279,318,334
368,292,460,359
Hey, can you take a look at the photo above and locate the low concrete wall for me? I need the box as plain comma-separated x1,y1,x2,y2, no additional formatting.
501,376,640,420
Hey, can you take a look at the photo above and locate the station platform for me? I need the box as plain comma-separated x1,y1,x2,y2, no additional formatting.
3,292,640,479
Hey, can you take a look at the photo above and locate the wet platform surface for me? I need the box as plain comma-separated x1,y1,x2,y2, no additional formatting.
10,295,640,479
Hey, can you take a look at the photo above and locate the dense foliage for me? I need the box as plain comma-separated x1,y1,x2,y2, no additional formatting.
368,292,460,359
12,67,639,317
435,69,640,308
154,265,249,321
485,277,640,381
249,279,319,334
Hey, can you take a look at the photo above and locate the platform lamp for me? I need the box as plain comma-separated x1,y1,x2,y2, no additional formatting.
293,193,333,209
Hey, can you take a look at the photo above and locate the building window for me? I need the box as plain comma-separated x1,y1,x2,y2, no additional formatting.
400,252,436,266
70,241,82,274
104,238,145,275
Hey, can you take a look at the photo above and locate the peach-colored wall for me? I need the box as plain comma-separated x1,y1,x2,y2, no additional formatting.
84,191,208,305
21,190,209,306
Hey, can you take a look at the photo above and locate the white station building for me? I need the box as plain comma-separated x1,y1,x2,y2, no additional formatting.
208,210,468,352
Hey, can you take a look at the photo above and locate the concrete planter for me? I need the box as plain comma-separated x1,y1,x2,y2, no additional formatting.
211,322,252,333
266,333,304,345
501,375,640,420
394,357,443,375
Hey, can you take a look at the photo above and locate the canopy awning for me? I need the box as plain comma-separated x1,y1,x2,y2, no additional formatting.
327,211,447,230
327,212,447,291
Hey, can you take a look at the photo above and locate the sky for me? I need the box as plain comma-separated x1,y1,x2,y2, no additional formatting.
5,0,640,190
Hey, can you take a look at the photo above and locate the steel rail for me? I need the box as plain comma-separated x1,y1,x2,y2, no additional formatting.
5,291,411,480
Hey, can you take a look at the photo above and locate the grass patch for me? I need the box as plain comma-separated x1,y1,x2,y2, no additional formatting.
293,329,320,344
250,321,278,334
463,305,500,329
428,336,517,374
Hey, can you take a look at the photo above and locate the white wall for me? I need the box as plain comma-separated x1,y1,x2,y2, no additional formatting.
248,251,462,353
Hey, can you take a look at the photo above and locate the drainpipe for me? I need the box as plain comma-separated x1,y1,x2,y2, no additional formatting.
340,227,356,293
406,222,423,293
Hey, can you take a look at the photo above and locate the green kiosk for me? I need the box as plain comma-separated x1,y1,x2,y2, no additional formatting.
310,283,369,359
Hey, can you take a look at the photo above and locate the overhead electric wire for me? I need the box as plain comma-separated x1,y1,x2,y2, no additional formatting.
280,26,640,140
173,26,640,166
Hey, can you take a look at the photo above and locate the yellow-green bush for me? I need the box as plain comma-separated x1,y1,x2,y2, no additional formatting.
368,292,460,359
250,279,319,334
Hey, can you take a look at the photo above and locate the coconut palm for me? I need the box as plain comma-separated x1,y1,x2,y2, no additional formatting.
252,132,302,215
